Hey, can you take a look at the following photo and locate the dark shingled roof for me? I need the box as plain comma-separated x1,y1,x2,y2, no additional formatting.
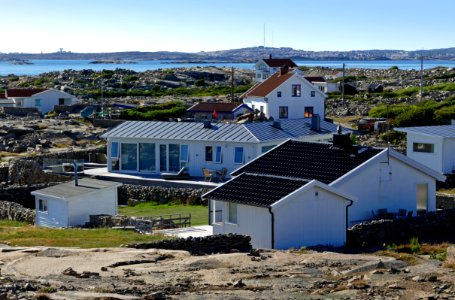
232,140,384,184
187,102,248,113
263,58,298,68
305,76,326,83
6,88,47,97
205,173,308,207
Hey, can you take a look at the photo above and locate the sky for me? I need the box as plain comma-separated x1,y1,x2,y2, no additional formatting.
1,0,454,53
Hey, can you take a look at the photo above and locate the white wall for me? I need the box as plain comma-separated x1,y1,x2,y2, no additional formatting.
107,137,261,178
405,133,443,173
442,138,455,174
332,152,437,225
212,201,272,249
67,188,118,226
21,90,79,114
274,186,348,249
35,196,69,227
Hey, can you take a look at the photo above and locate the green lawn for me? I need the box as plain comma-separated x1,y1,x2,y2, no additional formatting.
119,203,208,226
0,220,165,248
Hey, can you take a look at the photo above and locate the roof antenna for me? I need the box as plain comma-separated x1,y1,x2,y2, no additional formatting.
337,123,342,134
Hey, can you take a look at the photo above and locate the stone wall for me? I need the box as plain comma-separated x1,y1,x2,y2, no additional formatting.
0,201,35,224
0,166,9,183
119,184,209,206
436,193,455,209
126,234,252,255
348,209,455,248
8,159,69,185
0,107,39,116
28,146,107,166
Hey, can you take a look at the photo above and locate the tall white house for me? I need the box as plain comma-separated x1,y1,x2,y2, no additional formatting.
395,125,455,174
254,56,298,83
242,67,326,120
1,88,80,114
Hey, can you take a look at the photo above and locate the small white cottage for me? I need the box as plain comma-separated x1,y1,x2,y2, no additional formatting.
31,178,122,228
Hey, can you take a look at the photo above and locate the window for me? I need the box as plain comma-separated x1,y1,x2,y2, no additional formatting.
160,144,167,171
205,146,213,161
304,107,314,118
180,145,189,168
121,143,138,171
38,199,48,212
413,143,434,153
228,202,237,224
59,98,65,105
277,91,282,97
279,106,288,119
110,142,119,158
234,147,244,164
139,143,155,172
168,144,180,172
261,145,276,153
292,84,301,97
319,86,324,92
311,91,316,97
260,106,264,113
215,146,222,163
35,99,41,106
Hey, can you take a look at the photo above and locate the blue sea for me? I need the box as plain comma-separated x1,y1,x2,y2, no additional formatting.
0,59,454,76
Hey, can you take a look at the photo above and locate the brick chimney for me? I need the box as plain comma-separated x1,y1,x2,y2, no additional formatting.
279,65,289,76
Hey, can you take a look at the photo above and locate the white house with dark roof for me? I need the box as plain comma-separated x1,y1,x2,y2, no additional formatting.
1,88,79,114
254,56,298,82
395,124,455,174
101,118,345,179
203,137,445,249
31,178,122,228
186,102,253,121
242,68,326,120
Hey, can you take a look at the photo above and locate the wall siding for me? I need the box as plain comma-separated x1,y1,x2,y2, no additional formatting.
67,189,118,226
405,133,443,173
35,196,68,227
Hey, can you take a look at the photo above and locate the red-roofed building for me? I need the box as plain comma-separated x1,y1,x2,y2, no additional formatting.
242,68,326,120
0,92,6,99
187,102,253,121
255,55,298,83
1,88,80,113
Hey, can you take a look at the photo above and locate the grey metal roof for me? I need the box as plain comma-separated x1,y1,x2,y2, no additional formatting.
31,178,121,199
101,119,345,143
395,125,455,138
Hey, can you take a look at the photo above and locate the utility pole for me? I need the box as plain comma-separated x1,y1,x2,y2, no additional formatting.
419,55,424,101
231,67,235,102
101,79,104,119
341,63,345,107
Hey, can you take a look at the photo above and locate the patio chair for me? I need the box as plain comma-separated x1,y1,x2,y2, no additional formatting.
161,167,190,180
202,168,213,182
215,168,228,182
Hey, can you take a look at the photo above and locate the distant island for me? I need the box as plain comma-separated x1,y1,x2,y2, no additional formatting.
9,60,33,65
89,60,138,64
1,46,455,62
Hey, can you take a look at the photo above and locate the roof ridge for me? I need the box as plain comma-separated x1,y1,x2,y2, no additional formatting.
244,172,310,182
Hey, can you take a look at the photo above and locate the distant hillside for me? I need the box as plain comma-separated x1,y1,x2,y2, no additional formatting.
1,46,455,61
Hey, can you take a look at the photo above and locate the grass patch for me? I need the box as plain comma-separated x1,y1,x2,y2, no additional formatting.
119,203,208,226
0,223,166,248
438,188,455,195
374,249,421,265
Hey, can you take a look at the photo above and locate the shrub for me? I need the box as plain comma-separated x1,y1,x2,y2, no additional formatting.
120,101,187,121
194,79,206,87
123,75,139,82
390,66,399,70
379,130,406,144
394,106,435,127
409,237,421,254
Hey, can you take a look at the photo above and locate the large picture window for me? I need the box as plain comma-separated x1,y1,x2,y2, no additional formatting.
292,84,301,97
110,142,119,158
413,143,434,153
121,143,137,171
180,145,189,168
139,143,155,172
160,144,167,171
279,106,288,119
234,147,244,164
168,144,180,172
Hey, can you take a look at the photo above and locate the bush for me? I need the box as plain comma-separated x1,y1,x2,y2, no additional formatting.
379,130,406,144
390,66,399,70
409,237,421,254
194,79,206,87
120,101,187,121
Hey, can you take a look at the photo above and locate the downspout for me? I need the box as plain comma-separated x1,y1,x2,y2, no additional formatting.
268,207,275,249
207,199,211,225
345,200,354,244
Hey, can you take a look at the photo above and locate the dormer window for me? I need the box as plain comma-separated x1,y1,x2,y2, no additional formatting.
277,91,282,97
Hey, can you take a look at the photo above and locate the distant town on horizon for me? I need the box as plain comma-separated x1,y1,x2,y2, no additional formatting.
1,46,455,62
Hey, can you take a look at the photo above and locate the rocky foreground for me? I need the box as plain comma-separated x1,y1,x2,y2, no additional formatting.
0,246,453,299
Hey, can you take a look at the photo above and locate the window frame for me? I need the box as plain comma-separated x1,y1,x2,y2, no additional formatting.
180,144,189,168
38,199,48,213
277,91,282,97
228,202,238,224
292,84,301,97
35,98,41,107
234,147,244,164
310,91,316,97
205,146,213,161
214,146,222,164
279,106,288,119
304,106,314,118
110,142,119,158
413,142,434,153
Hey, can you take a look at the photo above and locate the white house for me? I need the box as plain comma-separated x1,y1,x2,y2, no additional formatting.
203,137,445,249
395,125,455,174
242,68,326,120
101,118,346,179
305,76,339,93
254,56,298,83
2,88,80,114
31,178,122,228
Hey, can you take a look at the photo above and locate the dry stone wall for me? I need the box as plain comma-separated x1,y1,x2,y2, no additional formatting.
436,193,455,209
0,182,59,208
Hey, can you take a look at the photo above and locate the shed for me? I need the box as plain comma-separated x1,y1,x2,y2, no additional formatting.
31,178,122,228
367,84,384,93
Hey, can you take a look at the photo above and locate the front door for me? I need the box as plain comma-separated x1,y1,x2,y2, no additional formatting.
416,183,428,212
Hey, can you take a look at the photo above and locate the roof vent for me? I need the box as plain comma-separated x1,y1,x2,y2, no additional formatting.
311,114,320,131
203,120,212,129
272,120,281,129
